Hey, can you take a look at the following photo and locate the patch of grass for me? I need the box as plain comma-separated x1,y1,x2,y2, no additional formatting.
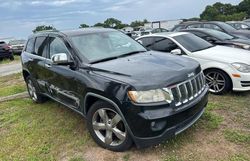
0,55,20,65
228,154,248,161
123,153,130,161
224,130,250,144
196,109,224,131
0,84,26,97
163,155,179,161
69,157,85,161
0,99,90,160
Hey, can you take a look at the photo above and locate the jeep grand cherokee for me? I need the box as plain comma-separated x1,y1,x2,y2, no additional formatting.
21,28,209,151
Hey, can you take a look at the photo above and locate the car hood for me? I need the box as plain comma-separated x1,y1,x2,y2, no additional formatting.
220,38,250,45
192,45,250,64
90,51,201,90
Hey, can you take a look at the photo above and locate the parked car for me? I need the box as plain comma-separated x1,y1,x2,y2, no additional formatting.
141,28,169,36
136,32,250,95
182,28,250,50
227,21,250,30
171,21,250,39
8,39,26,55
0,41,14,61
21,28,208,151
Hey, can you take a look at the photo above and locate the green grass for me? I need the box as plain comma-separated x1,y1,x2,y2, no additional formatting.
0,55,20,65
0,73,249,161
0,99,90,161
0,84,26,97
224,130,250,144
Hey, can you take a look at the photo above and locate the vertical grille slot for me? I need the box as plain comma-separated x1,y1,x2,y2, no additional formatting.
170,72,206,107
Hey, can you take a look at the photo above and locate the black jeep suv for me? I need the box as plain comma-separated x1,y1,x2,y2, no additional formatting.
21,28,209,151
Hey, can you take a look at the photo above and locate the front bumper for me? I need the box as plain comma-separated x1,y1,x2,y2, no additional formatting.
232,72,250,91
123,87,209,148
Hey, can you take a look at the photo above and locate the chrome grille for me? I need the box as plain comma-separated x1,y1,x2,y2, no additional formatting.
170,72,206,107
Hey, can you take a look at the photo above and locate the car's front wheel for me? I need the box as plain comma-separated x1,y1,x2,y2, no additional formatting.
25,76,47,103
204,69,231,95
87,100,133,151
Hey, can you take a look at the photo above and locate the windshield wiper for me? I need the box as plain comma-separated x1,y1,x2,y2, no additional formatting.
91,51,146,64
117,50,146,58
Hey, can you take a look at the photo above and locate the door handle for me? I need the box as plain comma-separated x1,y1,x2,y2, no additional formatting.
45,63,52,68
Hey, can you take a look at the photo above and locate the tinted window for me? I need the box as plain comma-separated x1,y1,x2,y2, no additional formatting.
25,38,35,53
187,24,201,29
49,37,69,59
35,37,47,57
139,37,154,49
172,26,185,31
153,37,178,52
173,33,214,52
205,29,234,40
204,24,223,31
190,31,208,39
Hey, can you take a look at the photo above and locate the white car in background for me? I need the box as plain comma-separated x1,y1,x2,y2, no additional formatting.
136,32,250,94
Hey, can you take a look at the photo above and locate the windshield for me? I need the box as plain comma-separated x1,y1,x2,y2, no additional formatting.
218,22,237,32
9,40,26,45
173,33,214,52
70,31,146,62
207,30,234,40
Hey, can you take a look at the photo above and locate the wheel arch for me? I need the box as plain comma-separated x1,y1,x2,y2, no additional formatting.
22,70,30,81
203,67,233,90
83,92,135,139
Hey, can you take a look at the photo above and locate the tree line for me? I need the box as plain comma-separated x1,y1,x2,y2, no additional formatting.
33,18,149,33
200,0,250,21
33,0,250,33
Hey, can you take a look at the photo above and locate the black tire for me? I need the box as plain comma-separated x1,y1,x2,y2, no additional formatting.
204,69,232,95
87,100,133,151
25,76,47,103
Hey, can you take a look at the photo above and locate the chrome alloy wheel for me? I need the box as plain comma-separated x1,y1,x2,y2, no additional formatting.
205,71,226,93
92,108,126,146
27,79,38,101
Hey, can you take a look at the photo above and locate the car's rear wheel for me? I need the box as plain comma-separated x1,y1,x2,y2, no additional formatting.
204,69,231,95
87,100,133,151
25,76,47,103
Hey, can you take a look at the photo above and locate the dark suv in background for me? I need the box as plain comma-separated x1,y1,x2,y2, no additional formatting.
21,28,208,151
0,41,14,61
171,21,250,39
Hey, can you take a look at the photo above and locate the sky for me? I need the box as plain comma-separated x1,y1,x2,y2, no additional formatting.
0,0,242,39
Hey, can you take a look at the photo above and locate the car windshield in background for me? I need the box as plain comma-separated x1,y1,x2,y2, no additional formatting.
9,40,26,45
218,22,237,32
207,30,234,40
70,31,146,63
174,33,214,52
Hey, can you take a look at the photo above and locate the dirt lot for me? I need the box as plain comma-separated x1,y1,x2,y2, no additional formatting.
0,74,249,161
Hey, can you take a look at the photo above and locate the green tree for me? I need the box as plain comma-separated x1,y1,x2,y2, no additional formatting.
200,2,247,21
93,23,105,27
238,0,250,18
32,25,56,33
103,18,122,29
130,19,149,28
79,24,89,28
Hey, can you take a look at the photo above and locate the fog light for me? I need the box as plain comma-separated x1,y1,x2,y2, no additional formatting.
151,121,166,131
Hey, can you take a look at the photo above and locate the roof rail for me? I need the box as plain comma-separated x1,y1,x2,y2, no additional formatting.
35,29,59,33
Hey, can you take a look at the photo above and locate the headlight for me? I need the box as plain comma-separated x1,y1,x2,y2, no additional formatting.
128,88,173,104
232,63,250,73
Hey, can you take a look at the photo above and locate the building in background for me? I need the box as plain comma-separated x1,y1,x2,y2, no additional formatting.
144,19,183,30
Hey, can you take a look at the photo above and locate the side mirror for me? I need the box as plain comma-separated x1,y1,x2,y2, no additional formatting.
170,49,182,55
137,40,143,45
51,53,73,65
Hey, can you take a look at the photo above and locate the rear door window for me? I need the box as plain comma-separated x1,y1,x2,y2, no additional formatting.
187,24,202,29
34,36,48,57
153,37,178,52
138,37,154,49
25,38,35,53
